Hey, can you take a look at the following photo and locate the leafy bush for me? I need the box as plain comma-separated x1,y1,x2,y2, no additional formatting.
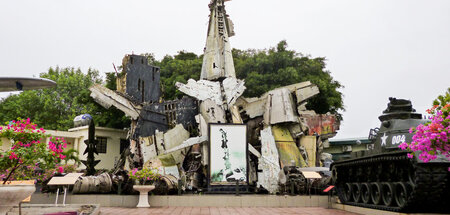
0,118,73,183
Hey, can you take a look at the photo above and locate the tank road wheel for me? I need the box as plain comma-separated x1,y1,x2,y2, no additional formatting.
361,183,372,204
382,182,395,206
344,183,353,202
395,182,409,208
370,182,382,205
352,183,362,203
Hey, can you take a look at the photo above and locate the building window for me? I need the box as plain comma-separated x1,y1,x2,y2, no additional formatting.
96,137,107,154
120,139,130,154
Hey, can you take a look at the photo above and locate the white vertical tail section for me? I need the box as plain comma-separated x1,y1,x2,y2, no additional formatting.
201,0,236,81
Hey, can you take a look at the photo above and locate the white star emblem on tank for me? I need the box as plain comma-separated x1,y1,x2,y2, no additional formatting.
381,133,388,146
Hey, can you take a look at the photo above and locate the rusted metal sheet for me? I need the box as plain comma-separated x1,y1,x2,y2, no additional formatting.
158,154,177,166
118,55,161,104
129,139,141,166
225,15,235,37
201,0,236,80
299,113,340,137
247,116,264,146
195,114,208,136
140,136,158,164
162,136,208,155
169,97,198,131
116,72,126,94
236,81,318,120
155,130,165,153
264,88,298,125
299,136,317,167
153,124,191,166
266,81,319,104
235,97,266,118
295,84,319,104
263,94,272,126
223,77,246,106
200,99,226,123
257,126,280,194
176,79,222,105
288,123,304,138
163,124,190,152
271,125,307,168
89,84,140,120
230,105,243,123
134,110,168,138
248,143,261,158
265,81,314,96
157,166,180,179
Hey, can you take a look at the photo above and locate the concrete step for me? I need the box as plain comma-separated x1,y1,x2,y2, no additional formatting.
7,204,99,215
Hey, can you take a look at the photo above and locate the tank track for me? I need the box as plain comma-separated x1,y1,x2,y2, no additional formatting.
333,151,450,213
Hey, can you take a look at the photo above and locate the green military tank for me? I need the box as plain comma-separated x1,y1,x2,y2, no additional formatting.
331,97,450,212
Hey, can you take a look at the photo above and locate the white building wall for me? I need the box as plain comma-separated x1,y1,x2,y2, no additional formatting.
68,126,127,170
0,137,12,151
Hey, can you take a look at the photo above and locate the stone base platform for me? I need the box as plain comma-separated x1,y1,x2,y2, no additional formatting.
29,194,329,208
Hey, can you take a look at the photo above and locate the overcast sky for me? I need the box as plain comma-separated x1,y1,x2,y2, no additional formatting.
0,0,449,139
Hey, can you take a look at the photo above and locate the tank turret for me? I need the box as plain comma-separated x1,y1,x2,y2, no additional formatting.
378,97,422,121
370,98,428,153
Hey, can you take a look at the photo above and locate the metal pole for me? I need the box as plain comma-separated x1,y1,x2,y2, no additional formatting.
328,191,331,209
63,186,67,206
309,179,312,198
235,180,240,196
55,187,59,206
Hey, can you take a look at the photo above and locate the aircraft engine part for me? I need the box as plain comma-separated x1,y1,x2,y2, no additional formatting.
72,173,113,194
283,166,307,194
182,147,205,190
152,174,179,195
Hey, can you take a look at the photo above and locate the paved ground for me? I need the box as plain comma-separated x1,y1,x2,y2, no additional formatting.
100,207,359,215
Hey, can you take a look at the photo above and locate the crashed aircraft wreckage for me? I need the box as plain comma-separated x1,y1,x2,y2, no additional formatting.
85,0,339,194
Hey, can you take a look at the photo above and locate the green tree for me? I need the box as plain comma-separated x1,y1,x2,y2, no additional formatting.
0,67,129,130
153,51,203,100
233,41,344,118
155,41,344,119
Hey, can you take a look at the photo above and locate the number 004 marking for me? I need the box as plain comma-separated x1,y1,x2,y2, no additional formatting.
392,135,406,144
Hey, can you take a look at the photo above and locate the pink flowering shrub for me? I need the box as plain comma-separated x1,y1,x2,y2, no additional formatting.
128,167,162,185
0,118,69,184
399,89,450,170
1,163,77,183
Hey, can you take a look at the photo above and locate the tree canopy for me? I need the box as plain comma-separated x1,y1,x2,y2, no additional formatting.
0,40,344,130
0,67,130,130
156,41,344,119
